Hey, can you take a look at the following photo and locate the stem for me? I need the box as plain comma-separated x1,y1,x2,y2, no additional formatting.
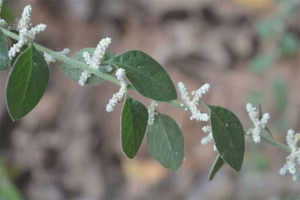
260,135,291,153
1,28,291,154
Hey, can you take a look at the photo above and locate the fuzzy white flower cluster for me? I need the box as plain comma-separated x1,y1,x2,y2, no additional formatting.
44,48,70,64
178,82,210,121
79,37,111,86
201,125,213,145
279,129,300,181
246,103,270,143
148,101,158,125
106,68,127,112
0,0,6,27
8,5,47,60
178,82,214,147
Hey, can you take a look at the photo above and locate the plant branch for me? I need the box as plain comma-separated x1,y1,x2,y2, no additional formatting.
1,28,291,154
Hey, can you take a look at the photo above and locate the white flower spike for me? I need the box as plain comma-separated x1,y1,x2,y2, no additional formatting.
148,101,158,125
178,82,213,148
8,5,47,60
106,68,127,112
79,37,111,86
246,103,270,143
279,129,300,181
178,82,210,122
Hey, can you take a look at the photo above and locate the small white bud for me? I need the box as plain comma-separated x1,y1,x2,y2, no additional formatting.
148,101,158,125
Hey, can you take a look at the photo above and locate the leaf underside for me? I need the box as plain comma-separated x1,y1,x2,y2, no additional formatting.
208,154,225,181
147,113,184,171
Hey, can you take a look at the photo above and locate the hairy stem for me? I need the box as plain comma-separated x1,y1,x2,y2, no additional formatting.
1,28,291,154
261,135,291,153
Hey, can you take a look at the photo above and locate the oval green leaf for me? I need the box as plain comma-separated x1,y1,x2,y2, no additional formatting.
208,154,225,181
111,50,177,101
208,106,245,172
0,30,8,71
147,113,184,171
6,45,49,120
58,48,115,85
121,95,148,158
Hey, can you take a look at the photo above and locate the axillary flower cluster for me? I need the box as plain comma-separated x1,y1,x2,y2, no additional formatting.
8,5,46,60
280,129,300,181
79,37,111,86
177,82,213,146
106,68,127,112
245,103,270,143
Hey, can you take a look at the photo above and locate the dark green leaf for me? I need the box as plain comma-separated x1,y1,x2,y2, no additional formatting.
0,30,9,71
208,154,225,181
209,106,245,171
112,50,177,101
121,95,148,158
6,45,49,120
147,113,184,171
58,48,115,85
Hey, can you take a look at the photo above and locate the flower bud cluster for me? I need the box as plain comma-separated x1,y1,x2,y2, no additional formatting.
148,101,158,125
79,37,111,86
106,68,127,112
246,103,270,143
8,5,47,60
279,129,300,181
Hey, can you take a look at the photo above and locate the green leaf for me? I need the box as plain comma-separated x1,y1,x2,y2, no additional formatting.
121,95,148,158
208,154,225,181
112,50,177,101
58,48,115,85
6,45,49,120
147,113,184,171
0,1,15,24
0,30,9,71
208,106,245,171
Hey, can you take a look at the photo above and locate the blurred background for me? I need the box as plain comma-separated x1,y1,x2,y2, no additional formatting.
1,0,300,199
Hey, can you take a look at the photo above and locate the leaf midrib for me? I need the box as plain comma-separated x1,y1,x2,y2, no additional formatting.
15,49,33,118
211,109,240,159
158,115,177,168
